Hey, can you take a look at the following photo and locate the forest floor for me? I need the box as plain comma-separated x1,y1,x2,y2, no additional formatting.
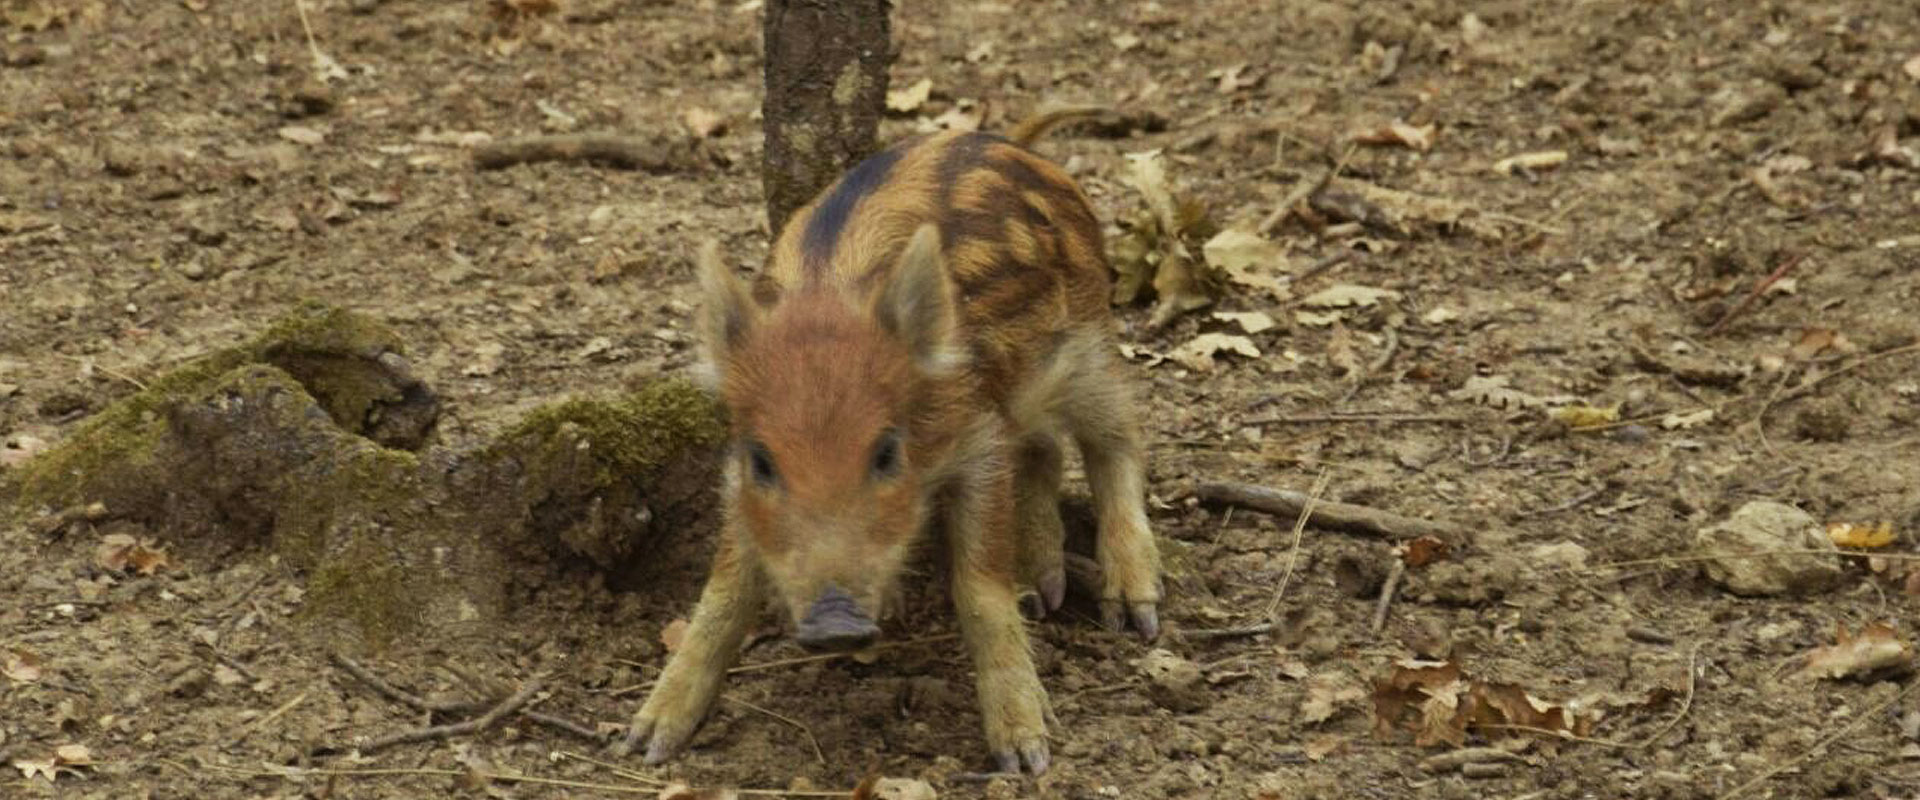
4,0,1920,798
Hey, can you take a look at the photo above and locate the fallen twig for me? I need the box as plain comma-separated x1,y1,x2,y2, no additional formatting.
472,133,695,172
1369,558,1406,634
723,694,827,765
328,652,471,713
1195,482,1470,545
1641,645,1698,750
341,676,544,755
329,652,606,743
606,633,963,697
1262,471,1327,620
1702,252,1806,336
229,692,309,747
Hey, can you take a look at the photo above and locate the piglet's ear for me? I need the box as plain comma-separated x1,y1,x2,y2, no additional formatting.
694,239,758,374
870,223,963,375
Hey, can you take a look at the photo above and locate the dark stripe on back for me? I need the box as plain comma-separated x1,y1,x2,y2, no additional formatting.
934,133,998,247
988,151,1098,231
801,144,907,271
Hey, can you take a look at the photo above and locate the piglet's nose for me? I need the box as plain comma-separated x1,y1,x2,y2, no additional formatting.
794,585,879,652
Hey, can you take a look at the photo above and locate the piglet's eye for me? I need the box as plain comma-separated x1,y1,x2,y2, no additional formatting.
747,442,779,487
870,429,903,479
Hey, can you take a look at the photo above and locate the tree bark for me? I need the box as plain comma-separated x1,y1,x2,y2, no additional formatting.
761,0,892,237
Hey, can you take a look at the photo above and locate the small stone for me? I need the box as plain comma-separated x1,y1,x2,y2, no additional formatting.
99,142,143,176
180,261,207,281
1710,81,1786,127
1696,501,1842,596
287,79,337,117
1138,648,1211,712
1794,399,1851,442
165,667,210,699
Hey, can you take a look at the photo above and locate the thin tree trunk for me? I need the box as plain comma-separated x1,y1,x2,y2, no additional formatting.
761,0,892,237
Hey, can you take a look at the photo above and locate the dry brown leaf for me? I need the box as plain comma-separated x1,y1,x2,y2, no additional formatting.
1351,120,1435,152
885,78,933,113
98,533,173,577
660,618,690,653
1788,327,1855,361
1447,375,1562,410
1300,284,1399,309
1827,521,1895,549
1552,403,1620,429
682,108,727,138
1325,322,1361,377
1401,536,1449,568
1212,311,1276,334
1661,408,1715,430
52,745,91,766
1170,333,1259,372
4,650,42,684
1796,623,1913,681
1300,673,1366,724
1213,63,1259,93
1492,150,1568,176
1201,228,1290,299
1373,659,1592,746
865,778,937,800
1303,733,1349,761
277,125,326,146
1116,149,1217,327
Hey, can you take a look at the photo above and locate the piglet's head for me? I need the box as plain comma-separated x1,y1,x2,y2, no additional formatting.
693,224,960,651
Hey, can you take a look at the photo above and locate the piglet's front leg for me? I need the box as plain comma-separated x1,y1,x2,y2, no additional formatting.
947,463,1053,775
613,531,765,763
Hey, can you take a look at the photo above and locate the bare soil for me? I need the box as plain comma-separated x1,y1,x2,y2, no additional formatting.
5,1,1920,798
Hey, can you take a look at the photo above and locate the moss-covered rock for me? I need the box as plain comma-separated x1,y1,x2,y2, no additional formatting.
1,303,728,652
8,301,437,513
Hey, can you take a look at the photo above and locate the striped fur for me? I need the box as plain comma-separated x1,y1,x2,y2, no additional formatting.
622,108,1161,776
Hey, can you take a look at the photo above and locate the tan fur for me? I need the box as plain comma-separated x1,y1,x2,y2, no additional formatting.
620,110,1160,775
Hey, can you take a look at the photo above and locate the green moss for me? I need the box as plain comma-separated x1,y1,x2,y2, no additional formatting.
10,302,408,511
497,377,726,489
304,531,414,650
275,445,422,568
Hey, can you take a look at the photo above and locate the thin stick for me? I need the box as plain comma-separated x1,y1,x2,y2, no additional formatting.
228,692,309,747
1712,678,1920,799
60,354,149,391
1369,558,1406,634
1702,253,1806,336
1262,471,1328,621
291,0,329,74
554,750,669,786
607,633,962,697
1195,481,1469,545
724,694,827,764
342,677,544,755
523,711,604,742
328,652,447,711
1641,645,1699,750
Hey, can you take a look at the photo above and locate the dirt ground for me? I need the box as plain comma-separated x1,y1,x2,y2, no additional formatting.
5,0,1920,797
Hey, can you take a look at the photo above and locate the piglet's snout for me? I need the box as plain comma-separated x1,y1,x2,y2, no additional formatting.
794,585,879,652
